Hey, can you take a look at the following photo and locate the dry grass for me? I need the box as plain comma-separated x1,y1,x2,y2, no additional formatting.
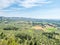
32,25,44,30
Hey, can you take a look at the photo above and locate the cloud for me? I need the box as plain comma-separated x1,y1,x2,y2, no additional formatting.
0,0,15,9
0,0,51,9
17,0,51,8
0,0,52,9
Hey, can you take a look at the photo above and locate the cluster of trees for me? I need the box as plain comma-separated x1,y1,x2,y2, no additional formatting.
3,26,19,30
0,30,60,45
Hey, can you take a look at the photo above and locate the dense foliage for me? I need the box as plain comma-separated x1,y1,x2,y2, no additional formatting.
0,30,60,45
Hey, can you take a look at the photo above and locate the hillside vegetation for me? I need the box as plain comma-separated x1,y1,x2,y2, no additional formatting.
0,17,60,45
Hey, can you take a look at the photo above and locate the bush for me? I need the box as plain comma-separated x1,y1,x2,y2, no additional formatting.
15,33,32,40
0,32,6,39
3,26,19,30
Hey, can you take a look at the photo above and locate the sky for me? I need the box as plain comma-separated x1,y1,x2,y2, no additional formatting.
0,0,60,19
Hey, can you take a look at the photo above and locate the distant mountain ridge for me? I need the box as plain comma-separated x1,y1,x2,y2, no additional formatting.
0,16,60,22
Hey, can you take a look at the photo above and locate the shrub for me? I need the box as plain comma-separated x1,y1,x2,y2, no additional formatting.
15,33,32,40
3,26,19,30
0,32,6,39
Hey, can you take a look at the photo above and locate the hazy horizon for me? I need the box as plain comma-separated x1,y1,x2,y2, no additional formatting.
0,16,60,20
